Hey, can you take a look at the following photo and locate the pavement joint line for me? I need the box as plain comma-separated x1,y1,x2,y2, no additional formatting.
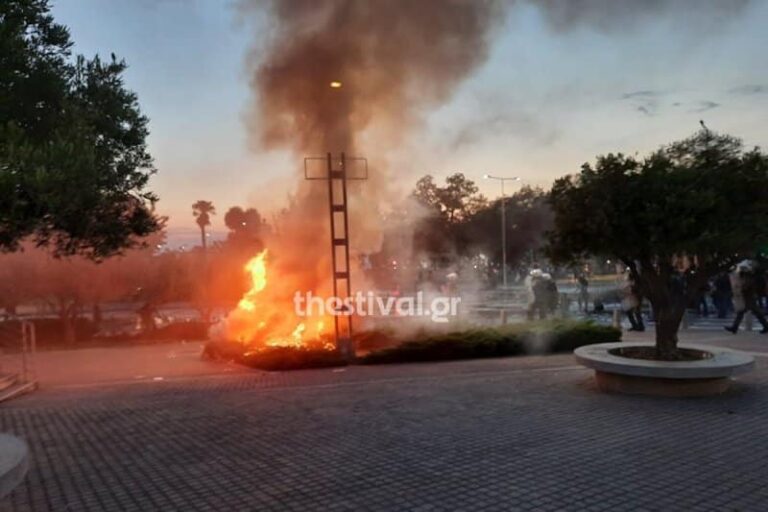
44,363,588,393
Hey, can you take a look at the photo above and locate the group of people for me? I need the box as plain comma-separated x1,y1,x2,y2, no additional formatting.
618,260,768,334
525,268,560,320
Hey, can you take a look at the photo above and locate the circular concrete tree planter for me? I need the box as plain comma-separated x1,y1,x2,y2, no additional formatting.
0,434,29,499
574,342,755,397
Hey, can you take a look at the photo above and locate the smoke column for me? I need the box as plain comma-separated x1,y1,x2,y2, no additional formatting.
239,0,506,292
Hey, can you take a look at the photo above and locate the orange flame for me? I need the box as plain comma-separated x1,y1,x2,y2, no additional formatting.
216,249,334,350
237,251,268,312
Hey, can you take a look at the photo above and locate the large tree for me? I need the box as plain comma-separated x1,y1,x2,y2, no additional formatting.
223,206,268,249
413,173,487,224
410,173,487,258
0,0,160,259
547,130,768,358
461,186,553,269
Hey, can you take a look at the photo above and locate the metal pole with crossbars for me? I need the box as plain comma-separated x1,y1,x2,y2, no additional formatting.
305,153,368,359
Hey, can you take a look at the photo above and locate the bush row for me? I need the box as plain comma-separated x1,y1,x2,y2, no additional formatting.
360,321,620,365
203,321,620,371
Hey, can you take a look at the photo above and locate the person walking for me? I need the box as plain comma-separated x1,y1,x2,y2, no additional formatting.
725,261,768,334
542,273,559,316
526,269,547,320
621,271,644,332
577,273,589,313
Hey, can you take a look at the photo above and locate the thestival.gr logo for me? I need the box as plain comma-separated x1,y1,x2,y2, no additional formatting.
293,291,461,323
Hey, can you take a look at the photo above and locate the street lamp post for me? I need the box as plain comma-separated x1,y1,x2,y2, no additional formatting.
484,174,520,288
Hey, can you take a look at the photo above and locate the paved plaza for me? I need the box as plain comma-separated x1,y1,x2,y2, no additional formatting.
1,333,768,511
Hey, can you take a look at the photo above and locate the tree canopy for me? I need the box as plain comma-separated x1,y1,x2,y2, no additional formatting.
412,173,487,224
547,129,768,355
0,0,160,259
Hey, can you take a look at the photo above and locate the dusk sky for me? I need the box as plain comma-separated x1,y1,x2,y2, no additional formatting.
53,0,768,247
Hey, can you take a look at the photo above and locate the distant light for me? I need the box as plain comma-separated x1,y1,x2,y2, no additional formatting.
483,174,490,179
330,81,342,88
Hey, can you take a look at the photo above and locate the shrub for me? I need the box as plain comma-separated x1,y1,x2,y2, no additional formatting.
201,321,620,370
360,327,525,364
360,321,620,365
353,328,399,351
547,322,621,353
240,346,348,371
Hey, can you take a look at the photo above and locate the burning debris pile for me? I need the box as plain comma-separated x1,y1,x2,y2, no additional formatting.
210,0,505,352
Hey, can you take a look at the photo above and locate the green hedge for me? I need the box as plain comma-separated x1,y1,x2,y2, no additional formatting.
546,322,621,353
360,321,620,365
202,320,621,370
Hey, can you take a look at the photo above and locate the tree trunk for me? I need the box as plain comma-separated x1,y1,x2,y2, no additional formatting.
200,226,207,251
653,305,684,359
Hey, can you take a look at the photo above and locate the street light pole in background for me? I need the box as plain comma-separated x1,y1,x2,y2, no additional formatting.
484,174,520,288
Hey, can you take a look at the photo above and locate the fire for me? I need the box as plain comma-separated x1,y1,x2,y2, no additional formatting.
237,251,267,312
215,249,334,350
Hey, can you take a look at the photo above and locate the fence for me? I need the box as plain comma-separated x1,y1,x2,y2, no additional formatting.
0,320,38,402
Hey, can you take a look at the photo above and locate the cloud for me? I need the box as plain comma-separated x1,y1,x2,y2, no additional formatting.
532,0,753,33
621,90,661,100
728,84,767,95
636,105,653,116
449,111,560,150
694,100,720,113
621,90,662,116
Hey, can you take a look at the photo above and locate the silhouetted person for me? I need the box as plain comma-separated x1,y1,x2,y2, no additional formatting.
697,281,711,317
755,270,768,310
621,272,644,332
527,270,549,320
577,274,589,312
543,274,559,315
712,273,732,319
726,263,768,334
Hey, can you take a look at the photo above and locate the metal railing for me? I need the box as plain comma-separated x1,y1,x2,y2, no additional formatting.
0,320,38,401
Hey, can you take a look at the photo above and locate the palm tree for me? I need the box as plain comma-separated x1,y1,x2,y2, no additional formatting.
192,200,216,251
